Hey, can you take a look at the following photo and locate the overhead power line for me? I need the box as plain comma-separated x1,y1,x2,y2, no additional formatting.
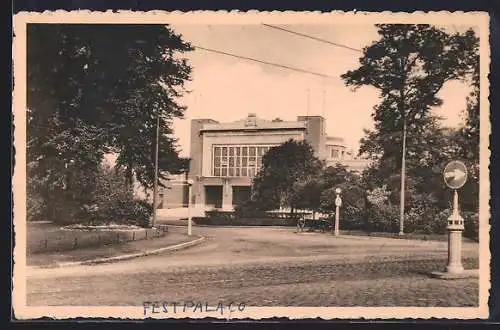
193,44,335,79
261,24,363,53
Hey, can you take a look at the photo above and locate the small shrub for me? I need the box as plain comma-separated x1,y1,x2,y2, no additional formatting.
27,191,44,222
365,204,399,233
428,208,449,235
206,210,236,222
84,165,153,227
192,216,210,225
425,209,478,240
366,185,391,206
406,208,478,240
234,199,269,215
463,211,479,241
363,185,399,232
127,199,153,227
403,204,442,234
193,215,297,226
341,205,365,230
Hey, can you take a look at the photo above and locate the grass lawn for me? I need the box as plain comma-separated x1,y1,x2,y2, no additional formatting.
27,229,192,267
27,221,165,254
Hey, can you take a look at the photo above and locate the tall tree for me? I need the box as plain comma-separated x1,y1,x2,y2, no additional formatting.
27,24,192,222
28,24,192,187
454,30,480,212
341,24,478,233
251,139,323,212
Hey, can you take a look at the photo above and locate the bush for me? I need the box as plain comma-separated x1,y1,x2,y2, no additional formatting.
27,189,44,222
206,210,237,221
363,185,399,232
404,207,477,240
403,203,443,235
27,161,101,225
428,208,450,235
202,210,303,226
365,204,399,232
463,211,479,241
91,167,153,227
126,199,153,227
341,205,366,230
28,162,153,227
193,215,297,226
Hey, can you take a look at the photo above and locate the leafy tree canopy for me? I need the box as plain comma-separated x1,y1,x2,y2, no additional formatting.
27,24,193,189
251,139,323,211
341,24,479,214
27,24,193,223
342,24,478,164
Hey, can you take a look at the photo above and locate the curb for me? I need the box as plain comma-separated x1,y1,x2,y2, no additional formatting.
40,236,206,269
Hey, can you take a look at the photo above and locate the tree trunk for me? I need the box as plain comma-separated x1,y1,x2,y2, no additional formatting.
125,165,133,190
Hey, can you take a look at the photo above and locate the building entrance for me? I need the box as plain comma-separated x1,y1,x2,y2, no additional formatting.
205,185,223,209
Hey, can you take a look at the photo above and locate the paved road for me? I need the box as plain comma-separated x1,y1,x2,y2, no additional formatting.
26,226,479,307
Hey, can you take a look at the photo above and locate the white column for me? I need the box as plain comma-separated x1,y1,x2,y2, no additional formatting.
222,179,233,211
187,180,193,236
193,178,205,213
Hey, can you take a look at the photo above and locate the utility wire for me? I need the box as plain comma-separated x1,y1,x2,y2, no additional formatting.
193,44,335,79
261,24,363,53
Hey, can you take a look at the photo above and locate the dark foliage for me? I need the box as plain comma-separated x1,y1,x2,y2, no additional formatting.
27,24,192,223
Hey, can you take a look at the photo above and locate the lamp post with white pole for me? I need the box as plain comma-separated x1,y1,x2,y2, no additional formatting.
334,188,342,236
151,114,160,228
187,179,194,236
399,116,407,236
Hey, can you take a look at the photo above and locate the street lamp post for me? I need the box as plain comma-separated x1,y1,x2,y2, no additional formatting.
152,114,160,228
399,116,407,236
334,188,342,236
187,179,194,236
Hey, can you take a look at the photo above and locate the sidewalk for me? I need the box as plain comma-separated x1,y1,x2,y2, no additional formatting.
27,229,204,269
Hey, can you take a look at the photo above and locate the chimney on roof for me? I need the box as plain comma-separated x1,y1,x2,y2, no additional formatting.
245,113,258,127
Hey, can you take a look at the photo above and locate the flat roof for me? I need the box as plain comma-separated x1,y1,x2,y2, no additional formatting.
199,114,307,132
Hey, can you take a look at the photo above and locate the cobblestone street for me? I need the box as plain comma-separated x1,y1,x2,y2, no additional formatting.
26,226,480,307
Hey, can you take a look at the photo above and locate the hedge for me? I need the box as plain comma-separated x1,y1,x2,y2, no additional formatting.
193,213,298,226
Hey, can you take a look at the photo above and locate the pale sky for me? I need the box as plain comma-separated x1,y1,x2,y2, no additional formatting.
168,24,474,158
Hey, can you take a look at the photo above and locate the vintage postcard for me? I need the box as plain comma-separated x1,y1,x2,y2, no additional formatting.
12,10,491,320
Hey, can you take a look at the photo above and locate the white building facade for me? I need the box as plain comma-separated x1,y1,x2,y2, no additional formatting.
167,113,371,212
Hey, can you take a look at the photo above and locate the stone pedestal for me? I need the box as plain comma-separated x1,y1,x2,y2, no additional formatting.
446,229,464,274
430,190,478,280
